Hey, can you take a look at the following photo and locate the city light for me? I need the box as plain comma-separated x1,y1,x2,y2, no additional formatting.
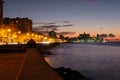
7,28,11,32
18,31,21,34
39,41,51,44
27,33,29,36
0,25,64,45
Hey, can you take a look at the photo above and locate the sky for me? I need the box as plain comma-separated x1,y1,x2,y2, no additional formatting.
3,0,120,38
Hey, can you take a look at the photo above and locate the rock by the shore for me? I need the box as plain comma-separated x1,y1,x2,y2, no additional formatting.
54,67,90,80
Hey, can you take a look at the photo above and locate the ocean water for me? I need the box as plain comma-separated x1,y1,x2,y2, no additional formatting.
44,43,120,80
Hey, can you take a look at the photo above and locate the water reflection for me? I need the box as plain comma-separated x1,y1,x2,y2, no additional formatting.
44,43,120,80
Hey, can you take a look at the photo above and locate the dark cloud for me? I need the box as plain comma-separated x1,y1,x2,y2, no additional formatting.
33,21,73,33
55,21,70,23
44,25,60,28
33,21,70,25
52,27,58,31
47,22,56,25
32,25,60,34
62,24,73,27
58,32,75,35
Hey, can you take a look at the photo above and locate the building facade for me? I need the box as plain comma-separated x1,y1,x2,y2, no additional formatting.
0,0,3,26
3,17,32,33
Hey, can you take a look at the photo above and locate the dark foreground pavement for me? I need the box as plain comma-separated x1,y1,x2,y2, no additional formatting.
0,48,62,80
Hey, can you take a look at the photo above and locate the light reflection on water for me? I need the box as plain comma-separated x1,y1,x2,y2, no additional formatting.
44,43,120,80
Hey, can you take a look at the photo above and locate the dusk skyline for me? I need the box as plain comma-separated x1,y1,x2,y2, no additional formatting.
3,0,120,38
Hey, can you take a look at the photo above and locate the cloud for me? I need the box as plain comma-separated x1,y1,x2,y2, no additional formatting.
33,21,70,25
33,22,46,25
38,31,49,34
58,32,75,35
47,22,56,25
62,24,73,27
55,21,70,23
33,21,73,33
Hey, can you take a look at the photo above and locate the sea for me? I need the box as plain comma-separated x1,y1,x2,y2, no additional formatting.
44,42,120,80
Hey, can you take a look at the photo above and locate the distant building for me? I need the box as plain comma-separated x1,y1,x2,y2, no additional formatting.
48,31,57,38
0,0,3,26
3,17,32,32
78,32,91,41
59,34,64,40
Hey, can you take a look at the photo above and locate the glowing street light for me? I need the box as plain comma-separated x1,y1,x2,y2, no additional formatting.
44,37,48,41
31,33,34,36
17,31,21,42
18,31,21,34
26,33,30,41
38,35,41,38
27,33,29,36
35,34,38,37
7,28,11,42
35,34,38,42
7,28,11,32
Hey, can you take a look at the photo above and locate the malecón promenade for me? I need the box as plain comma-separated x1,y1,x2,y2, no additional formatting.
0,43,62,80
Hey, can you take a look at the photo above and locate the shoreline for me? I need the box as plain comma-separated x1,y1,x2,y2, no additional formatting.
37,43,90,80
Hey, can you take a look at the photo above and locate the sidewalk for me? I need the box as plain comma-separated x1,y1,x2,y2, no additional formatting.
18,48,62,80
0,48,62,80
0,52,25,80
